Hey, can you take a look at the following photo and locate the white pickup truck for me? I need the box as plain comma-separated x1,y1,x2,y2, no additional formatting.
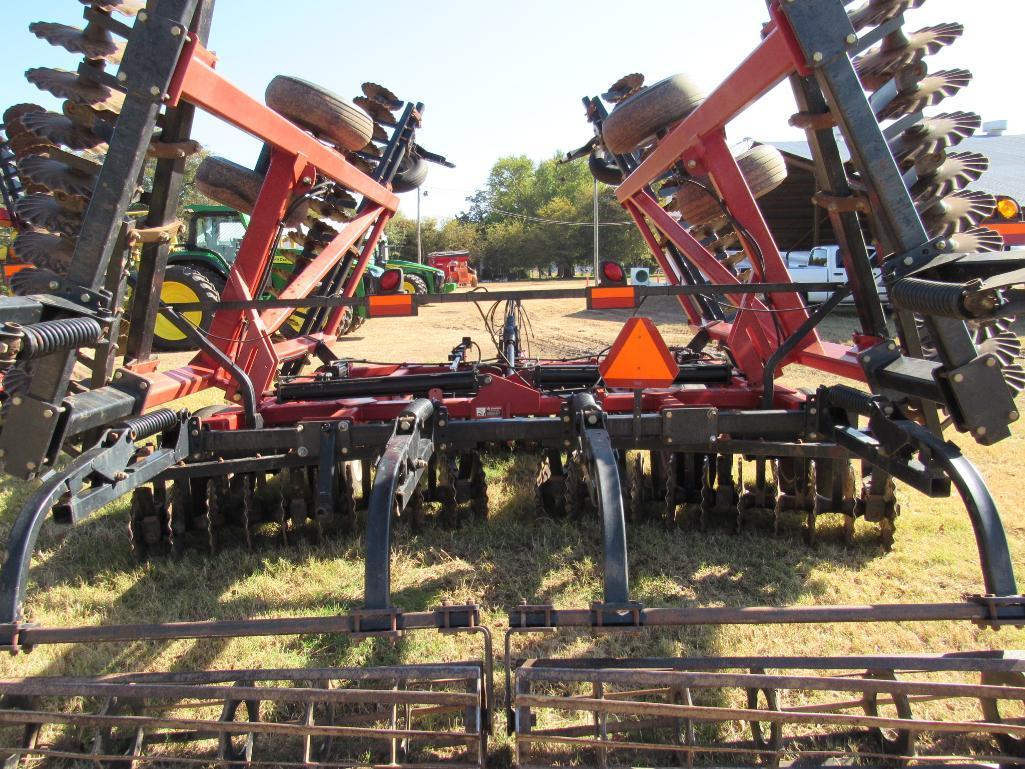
785,244,886,304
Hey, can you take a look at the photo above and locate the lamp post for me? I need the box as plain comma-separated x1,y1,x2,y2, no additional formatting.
416,188,429,264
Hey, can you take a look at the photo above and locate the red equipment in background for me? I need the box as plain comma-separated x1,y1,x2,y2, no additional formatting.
428,250,477,286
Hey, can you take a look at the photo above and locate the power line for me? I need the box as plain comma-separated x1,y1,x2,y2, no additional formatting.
487,207,633,227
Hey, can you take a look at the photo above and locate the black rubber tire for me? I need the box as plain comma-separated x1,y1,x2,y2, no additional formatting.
265,75,372,152
602,74,705,154
402,273,429,295
675,144,787,226
195,156,309,226
153,264,224,352
391,155,429,193
588,150,624,186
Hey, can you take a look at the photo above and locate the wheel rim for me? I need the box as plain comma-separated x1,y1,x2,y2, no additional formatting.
155,280,204,341
402,279,417,294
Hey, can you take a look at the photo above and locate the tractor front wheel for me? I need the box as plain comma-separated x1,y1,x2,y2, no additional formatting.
402,274,429,295
153,265,224,351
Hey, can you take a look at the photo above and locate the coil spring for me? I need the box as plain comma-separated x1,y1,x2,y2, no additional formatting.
827,384,874,416
889,278,967,319
17,317,104,359
121,409,179,440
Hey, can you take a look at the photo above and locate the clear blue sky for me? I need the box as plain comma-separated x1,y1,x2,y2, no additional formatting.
1,1,1016,220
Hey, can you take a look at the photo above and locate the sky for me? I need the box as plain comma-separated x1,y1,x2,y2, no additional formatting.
0,1,1019,221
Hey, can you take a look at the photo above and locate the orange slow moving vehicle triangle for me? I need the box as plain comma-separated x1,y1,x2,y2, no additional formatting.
599,317,680,388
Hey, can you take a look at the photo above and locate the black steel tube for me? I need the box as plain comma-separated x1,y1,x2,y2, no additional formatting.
536,363,732,388
277,371,478,402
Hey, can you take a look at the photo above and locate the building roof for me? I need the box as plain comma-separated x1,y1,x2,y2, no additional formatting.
769,133,1025,202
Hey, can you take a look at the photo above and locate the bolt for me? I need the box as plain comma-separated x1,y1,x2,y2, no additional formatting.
438,419,447,427
861,355,871,364
190,429,199,437
809,407,817,415
846,33,857,44
808,432,818,440
586,414,598,425
137,10,148,21
11,396,21,407
666,437,673,443
976,426,988,437
117,72,128,82
139,381,149,390
296,424,304,432
297,446,309,458
49,281,59,290
686,159,697,169
563,439,571,447
903,257,914,266
25,461,36,471
812,51,824,62
936,240,947,250
301,176,313,185
80,293,90,303
665,411,673,419
341,447,349,455
149,86,161,97
562,415,571,423
887,343,897,352
986,357,997,368
114,371,123,379
439,443,447,451
338,422,349,432
231,393,242,402
952,373,965,383
1009,410,1020,421
42,409,54,419
170,25,183,36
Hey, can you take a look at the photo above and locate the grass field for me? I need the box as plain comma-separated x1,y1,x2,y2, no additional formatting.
0,281,1022,763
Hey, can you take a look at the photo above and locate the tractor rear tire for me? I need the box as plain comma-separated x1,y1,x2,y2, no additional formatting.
602,74,705,154
402,273,429,295
154,264,224,351
391,155,429,193
265,75,373,152
674,144,787,227
588,150,624,185
195,156,309,227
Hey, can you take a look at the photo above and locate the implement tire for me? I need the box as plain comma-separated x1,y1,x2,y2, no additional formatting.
265,75,373,152
675,144,787,227
602,73,705,154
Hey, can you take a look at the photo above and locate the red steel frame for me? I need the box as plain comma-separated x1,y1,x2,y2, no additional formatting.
122,5,880,428
618,6,878,385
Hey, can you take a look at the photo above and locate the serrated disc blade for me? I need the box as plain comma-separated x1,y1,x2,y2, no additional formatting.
890,111,980,165
9,267,61,296
911,150,988,200
977,329,1022,367
326,185,357,209
7,131,52,158
29,21,124,62
343,152,375,175
2,103,45,132
25,68,124,113
856,23,963,87
602,73,644,103
879,69,972,121
17,155,95,199
12,231,74,272
920,190,996,236
362,143,381,158
946,226,1004,254
15,194,83,236
1,367,32,398
80,0,144,17
371,122,388,143
19,110,108,151
361,82,402,111
352,96,396,127
848,0,925,32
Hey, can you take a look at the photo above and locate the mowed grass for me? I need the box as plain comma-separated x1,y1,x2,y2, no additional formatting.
0,304,1022,763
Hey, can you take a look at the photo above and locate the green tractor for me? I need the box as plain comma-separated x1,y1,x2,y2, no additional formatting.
154,205,381,350
377,235,456,295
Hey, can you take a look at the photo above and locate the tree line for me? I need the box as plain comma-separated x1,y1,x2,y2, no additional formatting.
386,153,651,279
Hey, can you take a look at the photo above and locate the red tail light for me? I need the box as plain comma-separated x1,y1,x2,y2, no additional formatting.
600,260,626,285
378,268,403,293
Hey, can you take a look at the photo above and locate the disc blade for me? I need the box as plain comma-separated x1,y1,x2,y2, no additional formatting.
945,226,1004,254
80,0,145,17
371,122,388,143
856,23,963,87
919,190,996,236
847,0,925,32
602,73,644,103
890,111,980,165
352,96,396,127
911,150,988,200
29,21,124,62
17,155,96,199
878,68,972,121
9,267,62,296
25,67,124,113
12,231,75,272
19,110,108,151
361,82,402,111
343,151,375,175
2,103,46,131
15,194,83,236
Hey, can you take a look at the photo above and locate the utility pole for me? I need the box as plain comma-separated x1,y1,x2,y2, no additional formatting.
416,187,423,264
593,177,600,277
